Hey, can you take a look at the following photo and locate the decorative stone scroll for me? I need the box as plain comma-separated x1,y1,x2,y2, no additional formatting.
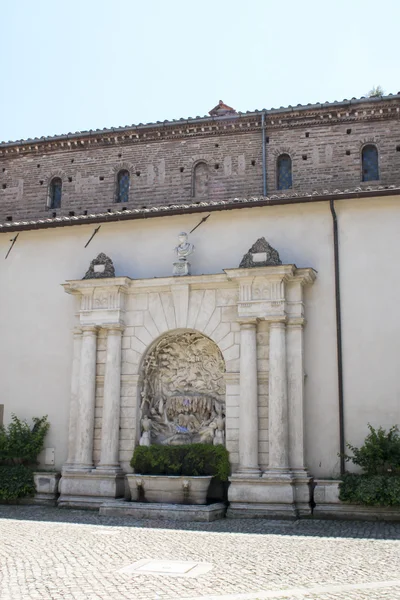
83,253,115,279
239,237,282,269
139,332,226,446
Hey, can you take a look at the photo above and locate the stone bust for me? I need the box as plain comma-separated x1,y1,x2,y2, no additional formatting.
174,232,195,261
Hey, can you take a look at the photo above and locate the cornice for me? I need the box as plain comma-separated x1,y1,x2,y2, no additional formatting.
224,265,296,280
63,277,130,295
2,187,400,233
1,96,399,158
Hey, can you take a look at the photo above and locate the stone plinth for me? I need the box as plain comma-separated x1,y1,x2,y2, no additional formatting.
227,476,297,519
99,500,226,522
33,472,61,506
173,261,191,276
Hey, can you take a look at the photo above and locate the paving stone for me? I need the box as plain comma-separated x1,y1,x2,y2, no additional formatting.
0,506,400,600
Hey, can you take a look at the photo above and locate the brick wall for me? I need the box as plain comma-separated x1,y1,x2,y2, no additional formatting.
1,98,400,223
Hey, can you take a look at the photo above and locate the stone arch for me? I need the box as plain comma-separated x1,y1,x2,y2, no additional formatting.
112,162,134,177
272,147,295,159
192,160,209,198
137,328,226,447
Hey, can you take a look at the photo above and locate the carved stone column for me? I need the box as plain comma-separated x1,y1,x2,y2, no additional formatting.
287,319,306,472
237,320,260,475
74,325,98,470
64,328,82,469
97,325,123,472
265,320,290,475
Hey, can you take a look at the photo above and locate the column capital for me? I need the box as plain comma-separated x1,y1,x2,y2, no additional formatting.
269,320,287,329
103,323,125,334
238,318,259,329
287,317,306,328
81,325,98,335
72,327,83,337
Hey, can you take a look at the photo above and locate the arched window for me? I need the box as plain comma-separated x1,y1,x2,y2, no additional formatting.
277,154,292,190
49,177,62,208
116,170,130,203
193,162,209,198
362,145,379,181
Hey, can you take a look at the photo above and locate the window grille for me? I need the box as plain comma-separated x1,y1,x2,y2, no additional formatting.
277,154,292,190
49,178,62,208
116,170,130,203
362,145,379,181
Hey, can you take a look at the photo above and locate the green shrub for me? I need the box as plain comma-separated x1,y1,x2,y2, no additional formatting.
0,415,49,466
131,444,230,481
339,424,400,506
339,473,400,506
0,465,35,501
343,424,400,475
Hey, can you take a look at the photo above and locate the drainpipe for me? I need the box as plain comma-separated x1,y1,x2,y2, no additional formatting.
329,199,345,475
261,112,267,196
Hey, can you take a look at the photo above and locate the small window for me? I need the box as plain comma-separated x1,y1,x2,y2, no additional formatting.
362,145,379,182
49,177,62,208
277,154,292,190
116,170,130,203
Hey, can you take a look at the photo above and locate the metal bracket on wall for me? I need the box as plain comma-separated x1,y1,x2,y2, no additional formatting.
5,233,19,259
190,214,211,234
84,225,101,248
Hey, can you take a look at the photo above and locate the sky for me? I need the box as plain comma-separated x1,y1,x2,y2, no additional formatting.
1,0,399,143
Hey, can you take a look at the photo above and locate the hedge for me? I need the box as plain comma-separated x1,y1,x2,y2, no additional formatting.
0,465,35,501
131,444,230,481
339,473,400,506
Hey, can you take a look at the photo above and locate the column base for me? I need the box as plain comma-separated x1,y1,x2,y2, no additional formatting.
232,468,261,479
95,465,123,474
262,468,293,480
58,470,125,509
62,463,94,474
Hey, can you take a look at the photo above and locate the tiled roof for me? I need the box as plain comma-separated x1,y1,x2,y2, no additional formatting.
1,93,399,147
1,186,399,233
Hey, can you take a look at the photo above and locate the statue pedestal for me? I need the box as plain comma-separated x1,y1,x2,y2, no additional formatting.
173,261,191,276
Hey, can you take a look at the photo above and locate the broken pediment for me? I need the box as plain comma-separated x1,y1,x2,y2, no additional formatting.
82,253,115,279
239,238,282,268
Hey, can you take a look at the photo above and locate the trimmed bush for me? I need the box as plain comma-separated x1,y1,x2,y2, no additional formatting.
131,444,230,481
339,473,400,506
0,465,35,501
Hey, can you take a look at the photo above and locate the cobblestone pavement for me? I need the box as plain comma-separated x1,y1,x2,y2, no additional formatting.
0,506,400,600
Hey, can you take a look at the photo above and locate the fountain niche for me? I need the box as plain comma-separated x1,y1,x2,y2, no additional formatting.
139,331,226,447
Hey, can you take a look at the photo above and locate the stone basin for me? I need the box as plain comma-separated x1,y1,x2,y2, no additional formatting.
127,474,213,505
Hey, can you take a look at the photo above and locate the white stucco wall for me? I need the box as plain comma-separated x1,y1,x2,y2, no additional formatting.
1,195,399,476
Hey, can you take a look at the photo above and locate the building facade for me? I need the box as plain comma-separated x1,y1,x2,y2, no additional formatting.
1,97,400,515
